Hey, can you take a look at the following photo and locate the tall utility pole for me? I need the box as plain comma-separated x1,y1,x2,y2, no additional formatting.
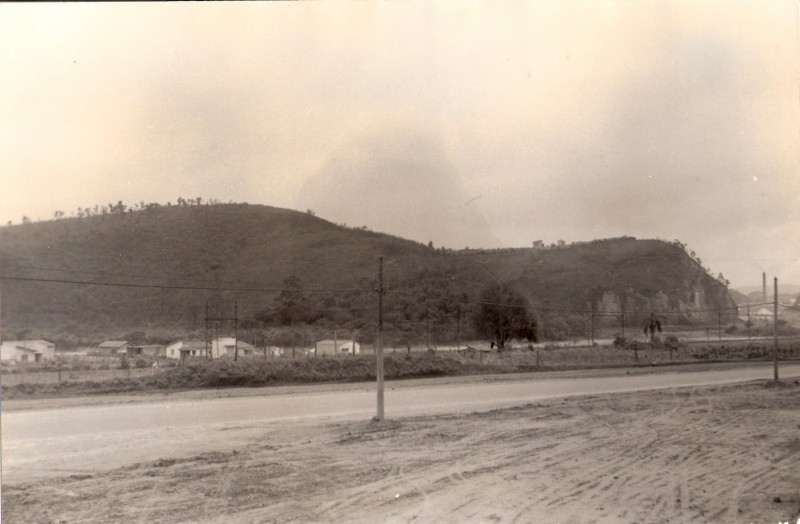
205,302,210,359
426,305,431,351
717,306,722,342
233,301,239,361
375,256,385,421
206,301,237,360
773,277,779,382
456,308,461,352
747,303,751,340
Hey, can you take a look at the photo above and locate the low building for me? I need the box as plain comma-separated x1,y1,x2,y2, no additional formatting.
97,340,132,356
122,345,166,358
265,346,284,357
1,339,56,363
210,338,256,358
165,340,209,360
314,339,361,356
166,338,256,360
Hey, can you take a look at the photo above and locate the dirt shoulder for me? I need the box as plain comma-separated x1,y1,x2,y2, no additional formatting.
4,378,799,524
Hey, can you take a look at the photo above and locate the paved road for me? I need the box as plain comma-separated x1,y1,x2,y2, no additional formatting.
3,363,799,481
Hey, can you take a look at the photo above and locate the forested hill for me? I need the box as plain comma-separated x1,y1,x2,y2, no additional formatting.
0,203,736,346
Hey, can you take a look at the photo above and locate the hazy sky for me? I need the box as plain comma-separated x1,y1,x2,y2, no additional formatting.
2,2,798,287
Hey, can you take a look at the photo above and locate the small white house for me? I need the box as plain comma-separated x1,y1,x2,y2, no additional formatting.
1,339,56,363
165,340,209,360
210,337,256,358
166,338,256,360
753,307,775,321
314,339,361,356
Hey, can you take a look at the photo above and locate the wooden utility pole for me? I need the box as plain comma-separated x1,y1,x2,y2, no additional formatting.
717,306,722,342
747,303,751,341
773,277,779,382
205,302,210,360
376,257,385,421
456,308,461,352
234,301,238,361
426,305,431,351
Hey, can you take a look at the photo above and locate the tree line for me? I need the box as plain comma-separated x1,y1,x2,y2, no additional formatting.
9,197,230,226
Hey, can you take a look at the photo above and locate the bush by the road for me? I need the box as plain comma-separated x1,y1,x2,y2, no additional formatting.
2,353,509,399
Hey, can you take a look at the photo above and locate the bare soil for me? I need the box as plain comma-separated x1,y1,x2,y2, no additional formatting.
3,380,799,523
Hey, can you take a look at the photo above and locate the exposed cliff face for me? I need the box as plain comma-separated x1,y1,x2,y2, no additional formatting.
513,237,737,326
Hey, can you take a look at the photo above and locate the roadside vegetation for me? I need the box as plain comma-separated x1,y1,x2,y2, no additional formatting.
4,340,800,400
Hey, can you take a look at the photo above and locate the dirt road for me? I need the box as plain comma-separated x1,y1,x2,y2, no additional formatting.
3,375,799,523
3,362,799,484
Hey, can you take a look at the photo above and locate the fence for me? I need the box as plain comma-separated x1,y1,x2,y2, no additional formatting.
3,337,799,388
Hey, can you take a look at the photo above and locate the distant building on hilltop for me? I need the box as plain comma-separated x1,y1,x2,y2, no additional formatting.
532,240,544,249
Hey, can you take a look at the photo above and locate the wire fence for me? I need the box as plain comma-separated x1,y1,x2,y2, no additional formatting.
3,337,800,387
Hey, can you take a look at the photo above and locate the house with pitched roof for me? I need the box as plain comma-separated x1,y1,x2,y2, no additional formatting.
1,339,56,363
97,340,132,356
165,340,208,360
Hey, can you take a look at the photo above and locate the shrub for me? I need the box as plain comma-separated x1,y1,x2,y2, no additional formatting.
664,335,680,349
613,334,627,347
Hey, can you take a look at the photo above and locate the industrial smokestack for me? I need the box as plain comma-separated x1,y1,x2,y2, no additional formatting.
762,272,767,303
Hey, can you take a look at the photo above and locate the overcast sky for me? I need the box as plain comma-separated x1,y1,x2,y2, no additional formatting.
1,2,798,288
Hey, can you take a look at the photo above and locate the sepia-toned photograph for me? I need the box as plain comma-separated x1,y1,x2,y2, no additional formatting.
1,2,799,522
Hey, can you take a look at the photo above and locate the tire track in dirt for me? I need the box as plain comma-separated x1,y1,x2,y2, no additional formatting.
5,381,800,524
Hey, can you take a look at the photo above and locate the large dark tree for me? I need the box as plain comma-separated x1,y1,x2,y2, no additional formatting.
473,282,537,350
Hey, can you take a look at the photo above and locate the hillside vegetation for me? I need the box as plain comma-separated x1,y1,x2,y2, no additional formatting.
0,203,736,347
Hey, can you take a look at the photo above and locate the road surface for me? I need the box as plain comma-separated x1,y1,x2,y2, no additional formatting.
3,362,799,481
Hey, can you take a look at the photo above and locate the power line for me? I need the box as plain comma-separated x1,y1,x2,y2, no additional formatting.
1,273,779,319
2,263,221,284
0,274,367,294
